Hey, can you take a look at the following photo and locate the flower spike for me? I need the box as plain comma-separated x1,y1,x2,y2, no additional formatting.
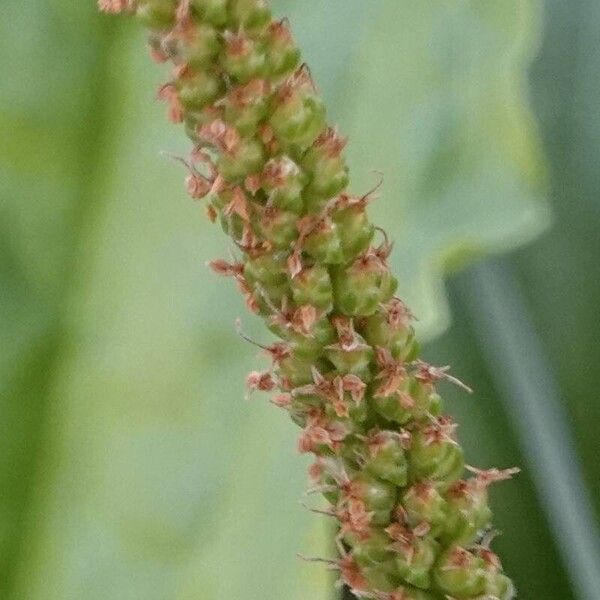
100,2,518,599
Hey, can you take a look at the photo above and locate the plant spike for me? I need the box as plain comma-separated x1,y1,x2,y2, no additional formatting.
99,2,518,598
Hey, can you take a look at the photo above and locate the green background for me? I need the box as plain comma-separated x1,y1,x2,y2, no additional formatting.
1,1,599,599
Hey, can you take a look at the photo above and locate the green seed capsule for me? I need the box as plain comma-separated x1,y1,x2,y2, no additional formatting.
334,205,375,261
303,220,345,265
276,353,326,388
255,208,298,249
394,535,438,589
228,0,272,30
324,335,373,380
442,482,492,546
261,156,307,213
184,107,224,142
486,570,516,600
401,483,448,537
270,73,326,150
345,528,394,565
291,265,333,311
176,69,224,111
207,186,245,238
176,23,220,68
286,317,335,361
288,394,320,427
410,382,443,422
361,311,415,360
370,381,412,426
433,547,487,598
363,433,409,487
244,252,289,304
264,20,301,78
191,0,228,26
349,473,397,526
361,561,399,593
218,138,265,182
222,79,271,137
371,378,442,425
409,421,464,490
136,0,177,29
332,258,397,317
302,129,349,210
221,32,266,83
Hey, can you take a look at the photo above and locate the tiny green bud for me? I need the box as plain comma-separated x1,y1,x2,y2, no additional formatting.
228,0,272,30
222,79,271,137
333,197,375,260
349,473,397,526
264,19,301,78
401,482,448,536
392,533,438,589
361,562,399,593
176,68,224,111
345,528,394,565
191,0,228,26
244,252,289,304
176,22,220,68
302,128,349,210
443,481,492,546
303,219,345,265
256,207,298,249
287,316,335,361
332,253,397,317
291,265,334,311
363,431,409,487
361,299,416,360
261,156,307,213
218,138,265,182
222,31,266,83
270,68,326,150
276,353,326,388
324,334,374,380
433,547,487,598
408,417,464,490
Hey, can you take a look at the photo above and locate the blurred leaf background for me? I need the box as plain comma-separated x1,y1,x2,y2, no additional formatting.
1,1,599,599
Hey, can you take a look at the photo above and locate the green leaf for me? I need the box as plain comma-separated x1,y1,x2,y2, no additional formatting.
0,1,549,600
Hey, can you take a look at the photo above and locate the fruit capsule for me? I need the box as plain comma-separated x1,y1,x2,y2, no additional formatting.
393,535,438,590
228,0,272,30
176,68,224,111
432,547,487,598
264,19,301,78
191,0,228,26
401,482,448,536
270,72,326,150
303,220,345,265
346,528,395,565
347,472,397,526
261,155,307,213
332,257,397,317
442,480,492,546
176,23,220,68
221,32,266,84
290,265,334,311
409,421,464,491
363,432,409,487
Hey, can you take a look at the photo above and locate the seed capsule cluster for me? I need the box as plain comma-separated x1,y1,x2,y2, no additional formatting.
99,1,518,598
